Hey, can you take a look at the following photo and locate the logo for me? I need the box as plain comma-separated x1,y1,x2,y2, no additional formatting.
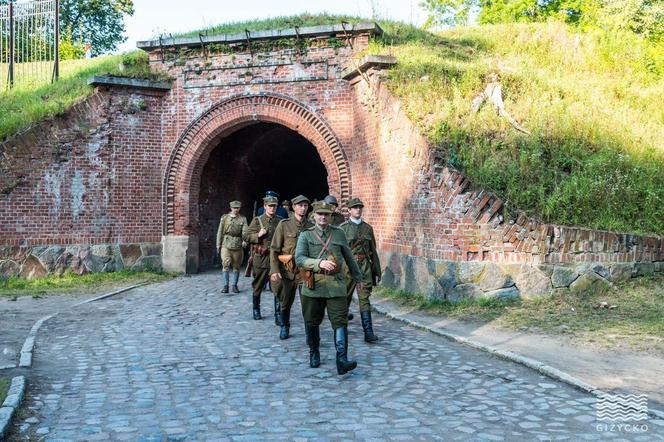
596,393,648,422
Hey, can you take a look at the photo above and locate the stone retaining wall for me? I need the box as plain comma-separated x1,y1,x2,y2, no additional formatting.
0,243,162,279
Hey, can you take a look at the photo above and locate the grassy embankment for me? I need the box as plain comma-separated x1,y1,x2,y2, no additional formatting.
0,270,174,300
0,51,166,143
0,377,9,405
376,275,664,353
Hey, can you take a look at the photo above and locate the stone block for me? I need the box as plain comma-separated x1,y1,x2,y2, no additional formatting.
655,262,664,273
634,263,655,277
131,256,162,272
551,266,579,288
140,243,162,257
434,261,456,296
608,264,633,283
591,264,610,280
20,256,47,280
456,262,486,284
0,260,20,279
447,283,482,302
481,286,520,299
35,246,65,272
570,271,610,295
514,265,552,298
121,244,142,268
478,263,512,291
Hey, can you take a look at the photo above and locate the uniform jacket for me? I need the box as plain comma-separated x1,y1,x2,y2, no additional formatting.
245,214,283,269
295,224,362,298
340,219,381,286
216,214,248,250
270,216,314,280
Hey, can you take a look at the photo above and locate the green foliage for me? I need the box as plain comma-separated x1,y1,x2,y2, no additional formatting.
0,269,173,298
59,0,135,54
0,377,9,405
175,13,366,38
371,21,664,235
0,51,166,142
59,27,85,61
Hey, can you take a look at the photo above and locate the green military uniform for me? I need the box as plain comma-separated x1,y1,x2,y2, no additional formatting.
295,201,363,375
245,196,283,320
340,197,382,342
270,195,313,339
216,201,248,293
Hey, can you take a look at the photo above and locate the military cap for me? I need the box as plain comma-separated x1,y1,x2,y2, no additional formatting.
291,195,310,205
312,201,334,214
347,197,364,208
282,199,291,206
229,200,242,208
265,190,280,198
263,196,278,205
324,195,338,205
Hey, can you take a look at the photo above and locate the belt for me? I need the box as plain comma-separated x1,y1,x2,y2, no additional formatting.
354,253,368,261
254,246,270,256
319,267,342,275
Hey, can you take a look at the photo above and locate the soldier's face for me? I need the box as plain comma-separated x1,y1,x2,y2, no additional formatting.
349,206,363,218
293,202,308,217
314,212,330,226
265,204,277,216
230,207,240,215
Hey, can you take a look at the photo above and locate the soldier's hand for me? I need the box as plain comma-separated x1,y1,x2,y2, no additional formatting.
270,272,282,282
320,260,337,271
241,241,248,248
258,228,268,238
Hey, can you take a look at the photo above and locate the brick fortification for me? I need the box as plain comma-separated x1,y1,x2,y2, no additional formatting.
0,23,661,298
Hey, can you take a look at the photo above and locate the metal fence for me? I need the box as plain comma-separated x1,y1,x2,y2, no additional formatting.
0,0,59,90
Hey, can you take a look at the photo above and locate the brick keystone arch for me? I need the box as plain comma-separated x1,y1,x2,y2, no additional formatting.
164,93,351,235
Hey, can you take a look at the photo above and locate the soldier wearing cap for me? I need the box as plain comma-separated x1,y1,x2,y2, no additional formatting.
340,197,382,342
308,195,345,226
270,195,313,340
281,200,292,218
245,195,284,320
295,201,363,375
216,200,248,294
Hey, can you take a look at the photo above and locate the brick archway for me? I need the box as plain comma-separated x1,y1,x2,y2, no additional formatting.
163,93,351,237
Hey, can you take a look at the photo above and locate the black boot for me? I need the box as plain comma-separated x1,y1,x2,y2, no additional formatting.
334,327,357,375
305,325,320,368
232,271,240,293
279,309,290,340
221,285,229,294
252,295,262,320
221,271,229,293
274,297,282,326
360,311,379,343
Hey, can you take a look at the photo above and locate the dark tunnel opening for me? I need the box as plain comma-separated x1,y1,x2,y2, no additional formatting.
198,122,329,269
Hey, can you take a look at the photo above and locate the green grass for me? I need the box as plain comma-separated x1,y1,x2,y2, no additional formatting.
368,21,664,236
0,377,9,405
377,275,664,353
0,269,174,299
0,51,168,143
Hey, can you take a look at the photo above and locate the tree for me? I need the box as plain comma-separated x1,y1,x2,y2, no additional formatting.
60,0,134,54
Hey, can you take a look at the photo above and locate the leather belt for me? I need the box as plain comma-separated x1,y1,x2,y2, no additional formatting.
354,253,368,261
320,268,342,275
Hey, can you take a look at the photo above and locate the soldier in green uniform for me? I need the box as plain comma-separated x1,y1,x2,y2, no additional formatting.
308,195,345,226
270,195,313,340
295,201,363,375
340,198,382,343
245,196,283,320
216,200,248,293
281,199,293,218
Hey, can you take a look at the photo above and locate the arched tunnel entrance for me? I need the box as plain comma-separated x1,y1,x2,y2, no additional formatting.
198,122,330,269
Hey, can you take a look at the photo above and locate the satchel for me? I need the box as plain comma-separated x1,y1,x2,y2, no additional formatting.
299,268,315,290
278,254,295,273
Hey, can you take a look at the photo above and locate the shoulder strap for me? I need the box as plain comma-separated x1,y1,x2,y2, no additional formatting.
257,215,265,230
311,230,334,259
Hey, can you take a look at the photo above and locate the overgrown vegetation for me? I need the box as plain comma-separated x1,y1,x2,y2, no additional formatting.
369,20,664,235
0,51,167,142
0,377,9,405
377,275,664,353
0,269,174,299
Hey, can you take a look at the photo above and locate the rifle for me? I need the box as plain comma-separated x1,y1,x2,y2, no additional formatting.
243,201,259,277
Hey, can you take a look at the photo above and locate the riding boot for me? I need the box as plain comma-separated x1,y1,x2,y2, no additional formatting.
274,296,282,326
252,295,262,320
360,310,379,343
334,327,357,375
305,325,320,368
279,308,290,340
221,271,229,293
232,271,240,293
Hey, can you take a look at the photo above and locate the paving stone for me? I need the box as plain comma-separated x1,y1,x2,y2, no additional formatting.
7,273,664,441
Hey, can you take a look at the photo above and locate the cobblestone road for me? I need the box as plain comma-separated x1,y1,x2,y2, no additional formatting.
9,273,663,441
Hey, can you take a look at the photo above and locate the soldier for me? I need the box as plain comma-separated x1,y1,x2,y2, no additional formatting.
216,200,248,294
340,198,382,343
270,195,313,340
295,201,363,375
281,199,292,218
245,195,283,320
308,195,345,226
